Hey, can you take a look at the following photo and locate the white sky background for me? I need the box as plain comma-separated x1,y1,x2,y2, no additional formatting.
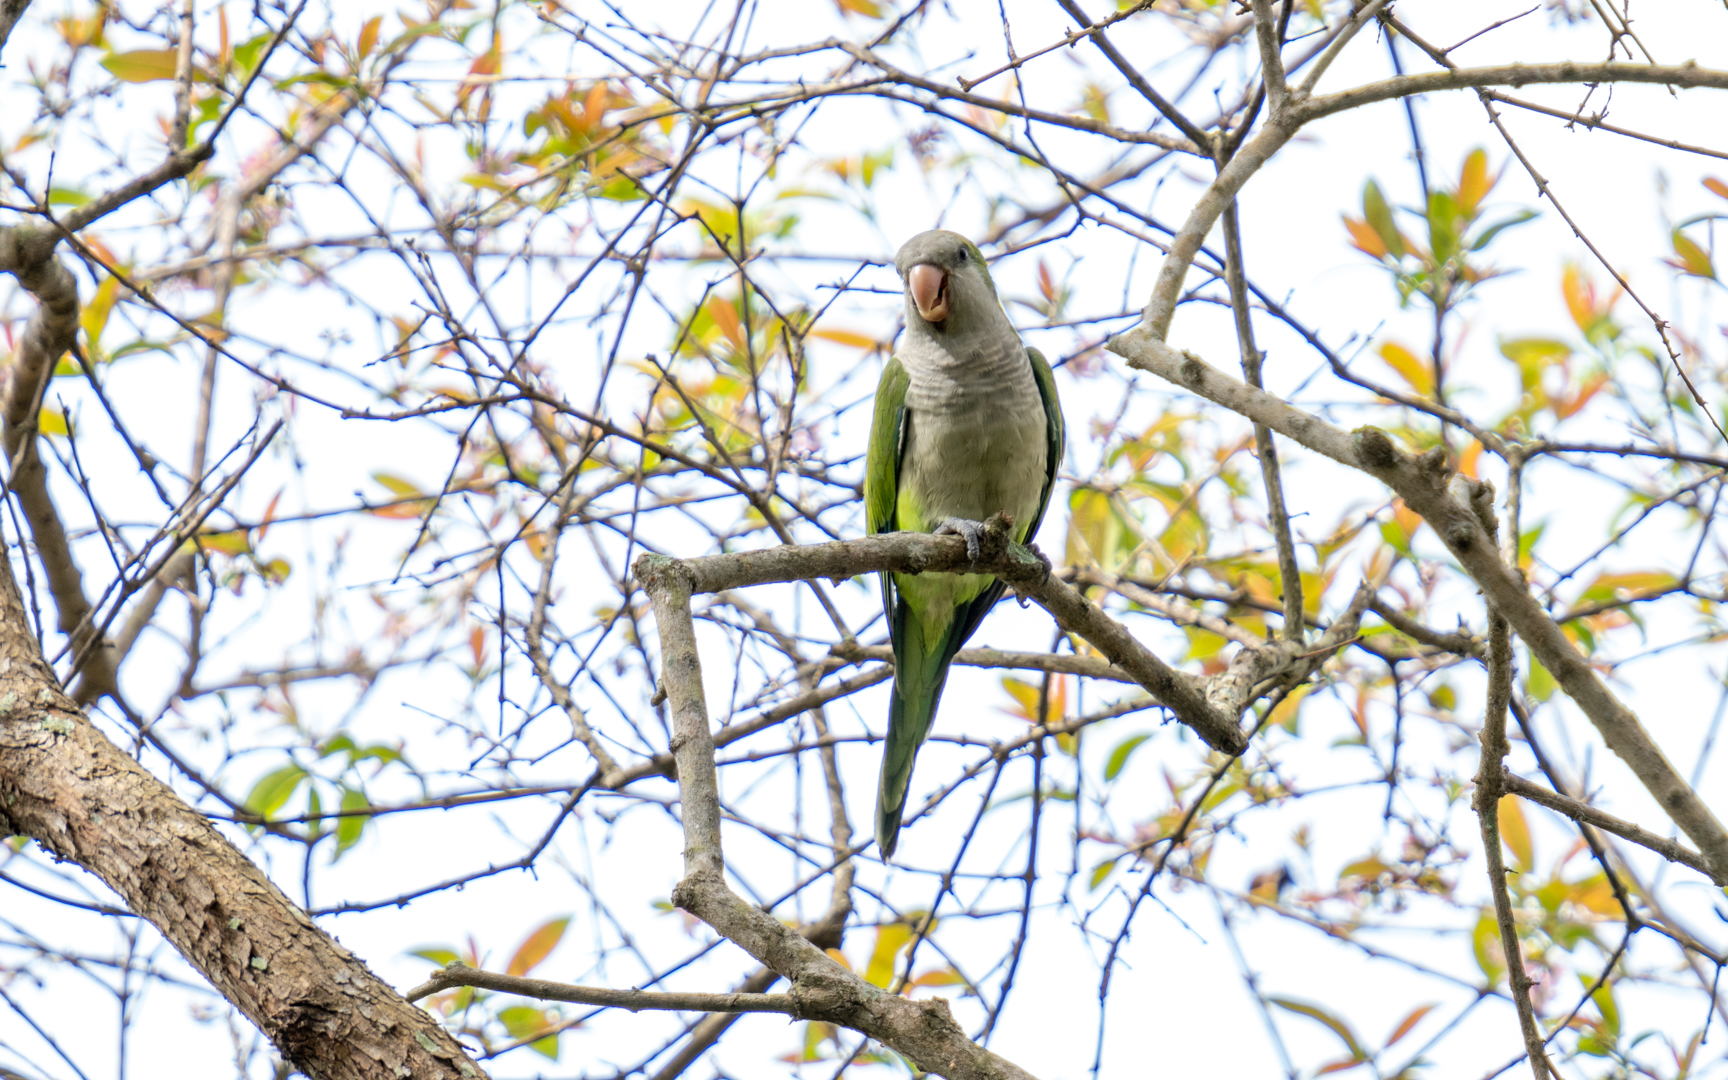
5,1,1728,1079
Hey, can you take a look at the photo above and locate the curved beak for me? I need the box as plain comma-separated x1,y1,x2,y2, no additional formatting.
907,263,950,323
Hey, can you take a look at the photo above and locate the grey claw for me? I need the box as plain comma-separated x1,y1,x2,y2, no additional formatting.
935,517,987,562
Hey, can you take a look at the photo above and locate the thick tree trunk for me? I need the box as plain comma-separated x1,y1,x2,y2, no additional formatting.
0,552,489,1080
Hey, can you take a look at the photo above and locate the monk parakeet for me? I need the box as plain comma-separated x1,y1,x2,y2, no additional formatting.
864,230,1064,857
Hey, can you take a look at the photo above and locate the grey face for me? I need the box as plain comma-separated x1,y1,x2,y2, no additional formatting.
895,231,978,326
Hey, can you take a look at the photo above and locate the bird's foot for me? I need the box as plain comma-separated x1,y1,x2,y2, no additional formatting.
935,517,990,563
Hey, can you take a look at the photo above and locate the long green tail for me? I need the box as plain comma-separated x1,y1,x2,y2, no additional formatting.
875,621,952,859
875,575,1008,857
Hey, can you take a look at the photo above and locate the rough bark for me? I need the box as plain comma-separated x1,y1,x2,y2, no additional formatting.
0,550,489,1079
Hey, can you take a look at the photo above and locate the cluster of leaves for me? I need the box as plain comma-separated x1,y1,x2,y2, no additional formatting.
414,917,575,1060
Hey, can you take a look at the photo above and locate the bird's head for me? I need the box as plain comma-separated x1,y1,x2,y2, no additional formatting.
894,230,1001,336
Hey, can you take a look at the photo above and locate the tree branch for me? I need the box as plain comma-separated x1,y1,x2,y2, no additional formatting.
405,963,794,1015
637,555,1041,1080
0,540,489,1079
1502,772,1717,882
1105,333,1728,880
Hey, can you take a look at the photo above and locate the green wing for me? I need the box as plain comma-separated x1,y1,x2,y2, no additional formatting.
865,355,910,633
1024,346,1065,545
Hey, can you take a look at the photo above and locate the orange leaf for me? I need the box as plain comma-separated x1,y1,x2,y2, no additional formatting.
809,327,878,350
506,916,569,977
1705,176,1728,201
1391,498,1422,542
707,296,745,349
358,15,381,58
1385,1003,1437,1047
1343,216,1387,259
1457,439,1482,479
257,488,284,541
1561,263,1618,332
583,81,609,131
1552,372,1608,419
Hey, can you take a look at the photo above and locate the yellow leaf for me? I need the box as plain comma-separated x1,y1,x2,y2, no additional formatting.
905,968,966,991
1671,230,1716,279
1457,148,1491,217
998,675,1066,725
834,0,884,15
101,49,178,83
1569,873,1622,919
1578,571,1678,604
1377,341,1434,397
864,921,913,987
506,916,569,977
372,472,421,498
197,529,252,555
1498,793,1532,869
36,407,71,438
81,272,123,352
1269,684,1310,734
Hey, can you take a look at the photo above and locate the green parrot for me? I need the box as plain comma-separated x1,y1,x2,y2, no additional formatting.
864,230,1064,858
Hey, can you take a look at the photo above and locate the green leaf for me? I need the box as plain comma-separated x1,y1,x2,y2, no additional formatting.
1268,998,1365,1059
1104,733,1151,781
244,763,307,820
101,49,178,82
1471,908,1506,987
1088,859,1117,892
1427,189,1460,266
1362,181,1405,259
332,786,368,858
1469,210,1536,251
48,187,91,207
498,1005,561,1059
1526,656,1556,702
232,33,272,76
306,784,324,840
411,948,460,966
